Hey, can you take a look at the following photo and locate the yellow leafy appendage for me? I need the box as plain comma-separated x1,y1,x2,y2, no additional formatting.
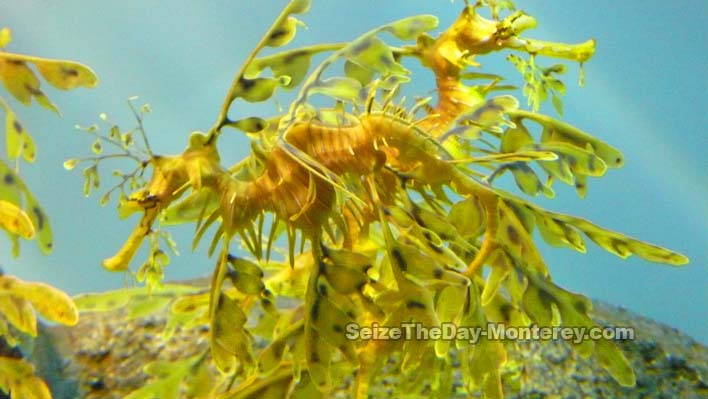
0,27,96,399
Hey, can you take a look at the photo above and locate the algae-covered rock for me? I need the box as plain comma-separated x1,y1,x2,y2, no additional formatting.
29,297,708,399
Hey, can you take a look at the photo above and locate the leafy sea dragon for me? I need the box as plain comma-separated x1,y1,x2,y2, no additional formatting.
73,1,689,399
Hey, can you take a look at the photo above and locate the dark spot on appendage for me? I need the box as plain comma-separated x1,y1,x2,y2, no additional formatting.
391,248,407,271
506,225,519,245
499,303,513,322
283,50,306,64
226,269,239,283
537,289,554,306
332,324,343,333
587,156,596,172
238,77,256,91
433,268,443,279
566,155,577,168
352,40,372,54
574,300,588,314
310,299,320,321
269,28,287,41
3,174,14,185
317,282,328,296
61,67,79,77
310,351,320,363
318,261,327,275
24,83,42,96
611,238,627,255
13,120,22,134
406,300,426,310
615,157,622,165
424,232,444,254
270,340,284,356
32,207,44,230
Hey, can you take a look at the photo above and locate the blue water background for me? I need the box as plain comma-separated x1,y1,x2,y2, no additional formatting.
2,1,707,344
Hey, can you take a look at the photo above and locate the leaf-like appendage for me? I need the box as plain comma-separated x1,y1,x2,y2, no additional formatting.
508,54,567,113
0,295,36,335
125,355,207,399
305,325,333,391
309,277,357,360
522,270,636,386
0,200,34,239
508,163,554,198
535,213,586,252
234,76,289,103
161,189,219,225
448,196,486,239
308,77,363,103
3,101,37,162
496,199,547,274
0,274,78,327
0,159,53,254
495,189,688,265
459,284,506,399
0,52,96,114
33,57,98,90
229,116,268,133
287,0,311,15
348,37,408,77
434,284,467,357
384,15,439,41
24,193,52,254
0,28,11,48
321,246,370,294
545,210,688,265
344,59,375,86
528,142,607,177
210,292,254,374
441,95,519,144
266,16,302,48
227,256,265,295
511,109,625,168
0,357,52,399
287,14,438,121
248,48,320,91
